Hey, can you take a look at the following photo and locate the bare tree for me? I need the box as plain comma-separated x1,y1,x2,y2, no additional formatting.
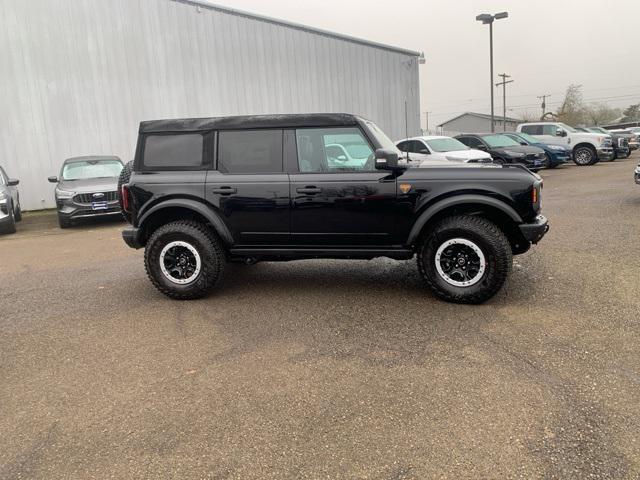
556,84,586,126
583,102,622,126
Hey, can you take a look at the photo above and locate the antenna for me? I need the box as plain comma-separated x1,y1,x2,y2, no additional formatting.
404,101,410,162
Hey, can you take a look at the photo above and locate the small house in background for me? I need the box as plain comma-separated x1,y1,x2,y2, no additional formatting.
437,112,522,134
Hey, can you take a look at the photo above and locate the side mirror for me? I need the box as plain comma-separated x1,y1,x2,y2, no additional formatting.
556,128,567,137
374,148,400,170
336,155,347,162
7,178,19,186
519,141,527,146
418,149,430,154
476,144,488,151
48,176,58,183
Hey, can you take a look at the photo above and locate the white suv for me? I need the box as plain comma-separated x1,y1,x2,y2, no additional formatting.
516,122,613,166
396,135,493,165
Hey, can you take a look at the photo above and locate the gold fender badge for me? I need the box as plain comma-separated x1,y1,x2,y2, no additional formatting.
399,183,412,194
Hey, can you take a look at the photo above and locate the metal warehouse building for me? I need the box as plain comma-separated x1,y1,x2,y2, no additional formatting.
1,0,422,210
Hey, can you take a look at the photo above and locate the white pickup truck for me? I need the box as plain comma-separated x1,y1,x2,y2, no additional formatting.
516,122,613,166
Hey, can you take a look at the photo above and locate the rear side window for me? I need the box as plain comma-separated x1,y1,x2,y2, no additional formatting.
521,125,543,135
218,130,283,174
143,134,204,168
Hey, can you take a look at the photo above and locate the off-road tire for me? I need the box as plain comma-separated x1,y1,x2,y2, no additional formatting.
117,160,133,223
58,214,72,229
573,145,597,166
417,215,512,304
144,220,225,300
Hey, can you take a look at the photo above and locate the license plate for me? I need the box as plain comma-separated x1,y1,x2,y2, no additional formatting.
92,201,108,211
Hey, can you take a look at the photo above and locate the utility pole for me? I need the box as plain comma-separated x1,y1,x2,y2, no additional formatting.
495,73,513,131
423,111,431,133
537,94,550,119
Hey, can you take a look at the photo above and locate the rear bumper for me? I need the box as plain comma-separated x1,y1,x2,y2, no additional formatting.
519,215,549,244
122,226,143,249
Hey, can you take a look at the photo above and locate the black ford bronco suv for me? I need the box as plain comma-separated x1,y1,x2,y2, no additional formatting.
119,113,548,304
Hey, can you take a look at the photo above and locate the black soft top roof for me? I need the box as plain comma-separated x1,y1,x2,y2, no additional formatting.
139,113,363,134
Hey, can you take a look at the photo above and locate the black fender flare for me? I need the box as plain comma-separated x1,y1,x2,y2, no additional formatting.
406,194,523,245
138,198,233,245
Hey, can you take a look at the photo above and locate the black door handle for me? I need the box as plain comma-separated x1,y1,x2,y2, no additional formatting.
212,186,237,195
296,186,322,194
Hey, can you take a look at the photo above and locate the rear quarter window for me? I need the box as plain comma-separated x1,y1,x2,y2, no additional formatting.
521,125,543,135
143,134,204,168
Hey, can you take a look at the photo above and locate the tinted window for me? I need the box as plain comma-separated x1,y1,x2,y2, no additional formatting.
296,127,374,173
459,136,483,148
218,130,283,174
144,134,204,168
397,141,410,152
521,125,543,135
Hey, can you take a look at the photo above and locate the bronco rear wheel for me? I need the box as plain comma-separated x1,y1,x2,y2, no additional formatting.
417,215,512,304
144,220,225,299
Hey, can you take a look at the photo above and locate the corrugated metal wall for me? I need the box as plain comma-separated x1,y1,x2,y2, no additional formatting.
0,0,421,210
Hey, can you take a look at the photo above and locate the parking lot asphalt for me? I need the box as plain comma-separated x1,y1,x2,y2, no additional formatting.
1,157,640,479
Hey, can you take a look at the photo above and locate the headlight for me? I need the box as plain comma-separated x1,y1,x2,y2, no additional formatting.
55,187,75,199
0,191,6,203
548,145,564,151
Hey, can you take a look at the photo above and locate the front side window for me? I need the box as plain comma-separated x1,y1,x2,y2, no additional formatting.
144,134,204,168
62,160,123,180
296,127,374,173
541,125,559,135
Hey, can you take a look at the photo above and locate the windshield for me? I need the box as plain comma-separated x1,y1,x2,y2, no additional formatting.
62,160,123,180
513,132,539,144
364,121,402,155
482,134,520,148
425,137,469,152
558,122,577,133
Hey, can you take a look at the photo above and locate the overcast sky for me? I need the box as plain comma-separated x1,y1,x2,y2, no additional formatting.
210,0,640,128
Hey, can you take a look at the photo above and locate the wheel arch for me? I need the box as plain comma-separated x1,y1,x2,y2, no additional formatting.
138,199,233,246
407,195,530,255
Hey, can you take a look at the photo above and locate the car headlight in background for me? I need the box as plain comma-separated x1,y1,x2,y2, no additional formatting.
547,145,564,151
55,187,75,199
0,191,7,203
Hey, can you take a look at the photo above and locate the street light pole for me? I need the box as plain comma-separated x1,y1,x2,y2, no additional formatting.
489,21,494,133
476,12,509,133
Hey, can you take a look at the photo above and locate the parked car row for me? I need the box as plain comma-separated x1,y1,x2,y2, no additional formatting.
0,156,124,235
397,121,640,169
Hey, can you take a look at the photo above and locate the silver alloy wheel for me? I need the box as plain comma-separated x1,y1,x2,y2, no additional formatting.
435,238,486,287
574,147,593,165
159,241,202,285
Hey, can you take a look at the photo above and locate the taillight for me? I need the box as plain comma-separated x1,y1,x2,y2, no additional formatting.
121,185,130,211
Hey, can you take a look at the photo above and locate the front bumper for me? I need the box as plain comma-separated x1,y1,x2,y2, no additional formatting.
635,166,640,185
519,215,549,244
547,150,571,166
122,226,143,249
597,147,614,161
57,197,121,220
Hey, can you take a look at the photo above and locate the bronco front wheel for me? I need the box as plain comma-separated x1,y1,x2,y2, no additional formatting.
417,216,512,304
144,220,225,299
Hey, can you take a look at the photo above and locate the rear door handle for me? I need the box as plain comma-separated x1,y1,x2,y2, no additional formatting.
296,186,322,194
212,186,237,195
